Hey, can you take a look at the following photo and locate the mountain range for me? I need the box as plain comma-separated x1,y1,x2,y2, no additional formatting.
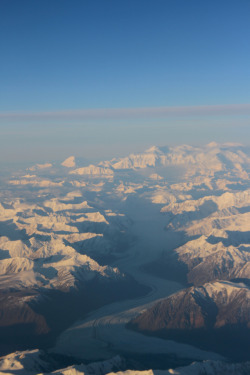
0,142,249,374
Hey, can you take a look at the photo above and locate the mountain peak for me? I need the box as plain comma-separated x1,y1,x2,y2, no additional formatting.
61,156,76,168
145,146,161,153
207,141,219,148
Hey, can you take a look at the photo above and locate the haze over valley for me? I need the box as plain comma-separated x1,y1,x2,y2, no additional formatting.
0,143,249,374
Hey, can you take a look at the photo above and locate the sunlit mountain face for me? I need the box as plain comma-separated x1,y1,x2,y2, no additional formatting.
0,143,249,375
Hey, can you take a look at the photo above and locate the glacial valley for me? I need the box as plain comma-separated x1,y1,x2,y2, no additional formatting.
0,143,249,375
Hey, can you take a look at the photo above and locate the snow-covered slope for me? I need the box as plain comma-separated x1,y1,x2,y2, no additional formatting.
107,361,250,375
173,235,250,285
70,165,114,177
61,156,76,168
1,142,250,372
0,351,125,375
0,350,249,375
102,143,250,179
0,188,145,356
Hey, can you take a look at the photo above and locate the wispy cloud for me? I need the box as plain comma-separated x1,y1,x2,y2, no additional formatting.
1,103,250,122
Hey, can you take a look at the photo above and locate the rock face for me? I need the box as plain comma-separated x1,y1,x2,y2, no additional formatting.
129,281,250,360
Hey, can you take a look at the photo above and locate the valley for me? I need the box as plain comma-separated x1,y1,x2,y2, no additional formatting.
0,143,249,374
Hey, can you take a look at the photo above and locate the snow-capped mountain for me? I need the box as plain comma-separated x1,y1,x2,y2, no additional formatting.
172,235,250,285
0,142,249,374
0,189,146,355
0,350,249,375
129,281,250,360
61,156,76,168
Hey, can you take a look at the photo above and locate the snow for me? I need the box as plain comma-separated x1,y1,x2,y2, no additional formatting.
75,212,108,224
0,257,34,275
70,165,114,177
0,353,249,375
61,156,76,168
43,199,91,212
28,163,52,171
8,179,64,187
149,173,163,180
1,142,250,375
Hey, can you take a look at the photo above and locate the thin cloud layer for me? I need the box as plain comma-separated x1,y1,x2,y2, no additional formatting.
1,103,250,122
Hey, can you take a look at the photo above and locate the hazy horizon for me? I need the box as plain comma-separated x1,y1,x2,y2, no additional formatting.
1,0,250,163
1,110,250,164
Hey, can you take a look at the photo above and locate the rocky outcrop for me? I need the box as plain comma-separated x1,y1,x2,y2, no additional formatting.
129,281,250,360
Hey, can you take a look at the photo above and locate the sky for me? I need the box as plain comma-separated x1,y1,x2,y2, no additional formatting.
0,0,250,164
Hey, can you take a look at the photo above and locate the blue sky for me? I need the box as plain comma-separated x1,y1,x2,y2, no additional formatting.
0,0,250,163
